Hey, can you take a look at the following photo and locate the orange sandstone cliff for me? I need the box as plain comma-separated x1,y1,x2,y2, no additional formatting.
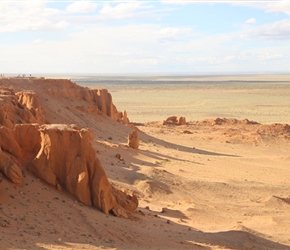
0,77,137,217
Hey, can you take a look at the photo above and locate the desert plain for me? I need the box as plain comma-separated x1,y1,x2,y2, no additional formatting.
0,75,290,250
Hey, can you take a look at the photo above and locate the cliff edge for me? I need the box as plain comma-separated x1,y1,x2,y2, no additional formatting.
0,77,137,217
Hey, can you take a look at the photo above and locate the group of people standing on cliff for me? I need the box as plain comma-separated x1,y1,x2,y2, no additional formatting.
0,74,34,78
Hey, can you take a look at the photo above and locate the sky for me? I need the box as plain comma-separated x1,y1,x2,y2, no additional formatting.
1,0,290,74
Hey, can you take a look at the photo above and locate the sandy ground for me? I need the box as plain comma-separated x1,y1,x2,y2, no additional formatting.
102,81,290,125
1,77,290,250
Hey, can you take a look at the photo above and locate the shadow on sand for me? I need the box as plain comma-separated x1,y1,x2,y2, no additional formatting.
29,208,290,250
138,130,240,158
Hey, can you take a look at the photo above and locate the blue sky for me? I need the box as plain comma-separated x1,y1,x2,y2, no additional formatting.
1,0,290,74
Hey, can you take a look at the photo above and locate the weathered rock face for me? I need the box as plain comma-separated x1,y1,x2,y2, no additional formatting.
28,125,117,211
16,91,46,124
178,116,186,125
0,147,23,185
0,77,129,124
0,124,41,184
0,123,138,217
44,79,128,122
0,78,136,217
47,86,118,118
163,116,186,125
0,89,46,128
118,110,130,124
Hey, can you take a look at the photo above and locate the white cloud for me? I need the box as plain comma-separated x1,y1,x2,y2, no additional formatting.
263,1,290,16
160,0,195,5
159,27,193,37
258,52,284,60
2,21,290,73
230,1,290,16
66,0,98,13
33,39,43,44
121,58,159,65
100,2,138,17
158,27,195,42
246,18,256,24
0,19,68,33
0,24,196,73
0,1,66,32
162,0,290,17
188,54,249,65
1,1,290,73
247,18,290,40
99,2,154,20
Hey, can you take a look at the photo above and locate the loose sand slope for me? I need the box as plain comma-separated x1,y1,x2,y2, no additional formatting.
1,77,290,249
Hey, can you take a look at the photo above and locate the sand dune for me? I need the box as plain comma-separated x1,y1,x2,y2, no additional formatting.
1,77,290,249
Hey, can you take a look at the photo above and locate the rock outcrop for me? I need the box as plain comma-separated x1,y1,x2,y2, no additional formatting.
128,129,139,149
16,91,46,124
0,78,137,217
0,77,129,124
28,124,138,216
0,124,41,184
210,118,258,126
118,110,130,124
0,89,45,128
0,124,138,217
0,146,23,185
44,79,127,122
163,116,186,125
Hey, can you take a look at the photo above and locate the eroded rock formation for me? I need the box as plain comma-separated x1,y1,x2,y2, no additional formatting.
44,79,127,122
0,146,23,185
163,116,186,125
0,124,41,184
29,124,137,217
0,78,137,217
16,91,46,124
118,110,130,124
0,77,128,124
128,129,139,149
0,89,45,128
0,124,138,217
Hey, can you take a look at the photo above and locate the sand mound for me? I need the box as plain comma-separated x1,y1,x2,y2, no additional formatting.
185,117,290,145
135,180,172,197
260,195,290,208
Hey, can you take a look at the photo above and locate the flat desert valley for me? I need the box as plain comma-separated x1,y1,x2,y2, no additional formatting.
1,75,290,250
